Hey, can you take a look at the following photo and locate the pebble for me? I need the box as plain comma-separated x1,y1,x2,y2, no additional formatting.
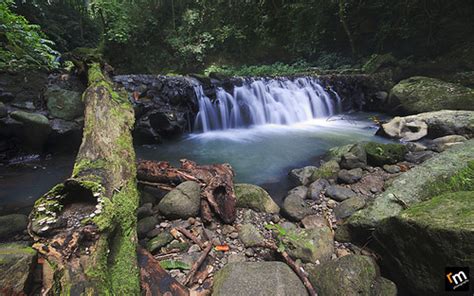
229,232,239,239
188,244,201,253
336,248,351,257
160,222,170,228
271,214,280,223
187,217,196,225
245,248,255,257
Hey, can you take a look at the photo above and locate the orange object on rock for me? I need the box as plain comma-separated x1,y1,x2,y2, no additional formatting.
215,245,229,252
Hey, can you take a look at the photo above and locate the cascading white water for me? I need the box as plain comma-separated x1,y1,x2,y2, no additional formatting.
194,77,342,132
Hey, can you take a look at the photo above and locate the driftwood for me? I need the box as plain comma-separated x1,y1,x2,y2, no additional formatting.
183,242,213,287
138,247,189,296
137,159,237,224
28,63,141,294
256,242,317,296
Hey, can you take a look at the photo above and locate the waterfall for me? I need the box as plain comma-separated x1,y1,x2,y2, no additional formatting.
193,77,342,132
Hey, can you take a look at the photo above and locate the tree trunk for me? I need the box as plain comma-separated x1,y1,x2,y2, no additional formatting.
28,63,141,295
338,0,357,57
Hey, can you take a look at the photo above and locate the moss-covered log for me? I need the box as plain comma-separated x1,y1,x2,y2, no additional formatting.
28,63,140,295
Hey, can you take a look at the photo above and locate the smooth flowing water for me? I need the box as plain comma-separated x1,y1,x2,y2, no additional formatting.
194,77,342,132
138,112,390,203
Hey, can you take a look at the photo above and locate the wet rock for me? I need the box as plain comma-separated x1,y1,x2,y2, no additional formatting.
0,243,37,295
337,168,363,184
213,262,308,296
340,144,367,169
404,151,436,164
147,231,173,253
137,216,158,238
286,226,334,263
387,76,474,115
334,196,366,220
234,183,279,214
307,255,395,296
289,166,318,186
382,165,400,174
364,142,407,166
0,214,28,239
282,194,312,221
325,185,356,201
374,191,473,295
307,178,330,200
406,142,427,152
239,224,264,247
45,86,84,120
10,110,51,151
157,181,201,219
287,186,309,199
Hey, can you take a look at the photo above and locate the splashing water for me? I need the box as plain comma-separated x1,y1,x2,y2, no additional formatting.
193,77,342,132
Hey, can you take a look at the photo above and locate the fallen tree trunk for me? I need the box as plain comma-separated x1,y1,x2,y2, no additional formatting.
137,159,237,224
28,63,141,295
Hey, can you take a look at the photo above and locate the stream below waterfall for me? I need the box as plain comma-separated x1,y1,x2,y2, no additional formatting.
137,112,391,204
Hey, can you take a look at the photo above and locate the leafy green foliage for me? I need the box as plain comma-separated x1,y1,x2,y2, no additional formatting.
0,0,58,71
159,260,191,271
265,223,304,252
425,160,474,197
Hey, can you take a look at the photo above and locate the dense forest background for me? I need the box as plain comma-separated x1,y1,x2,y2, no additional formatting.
2,0,474,74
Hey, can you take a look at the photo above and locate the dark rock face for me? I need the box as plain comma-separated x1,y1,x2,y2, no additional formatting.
113,75,198,143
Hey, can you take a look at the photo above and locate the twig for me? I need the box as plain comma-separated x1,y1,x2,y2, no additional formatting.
256,242,317,296
391,193,408,209
176,227,205,250
137,180,174,191
183,242,213,287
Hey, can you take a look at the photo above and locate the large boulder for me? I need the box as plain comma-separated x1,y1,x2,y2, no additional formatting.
10,110,51,151
387,76,474,115
0,214,28,239
340,144,367,169
286,226,334,263
310,160,340,181
306,255,397,296
234,183,279,214
157,181,201,219
0,243,37,295
212,262,308,296
339,140,474,244
374,191,474,295
45,86,84,120
378,110,474,141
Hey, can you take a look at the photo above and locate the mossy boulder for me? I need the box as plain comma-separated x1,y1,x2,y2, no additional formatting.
212,262,308,296
289,166,318,186
340,143,367,169
362,53,397,74
340,140,474,244
147,231,173,253
388,76,474,115
364,142,407,166
239,223,264,247
373,191,474,295
157,181,201,219
45,86,84,120
0,243,37,295
306,255,396,296
234,183,279,214
310,160,340,181
286,225,334,263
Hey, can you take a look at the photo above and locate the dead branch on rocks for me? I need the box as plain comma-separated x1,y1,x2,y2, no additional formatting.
183,242,213,287
176,227,205,250
137,159,237,224
256,241,317,296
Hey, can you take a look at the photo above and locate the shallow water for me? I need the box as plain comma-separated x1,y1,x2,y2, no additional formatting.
137,112,391,203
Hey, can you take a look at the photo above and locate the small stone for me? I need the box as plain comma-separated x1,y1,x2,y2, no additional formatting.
229,232,239,239
187,217,196,225
325,185,356,202
383,164,401,174
271,214,280,223
188,244,201,253
245,248,255,257
160,222,170,228
336,248,351,257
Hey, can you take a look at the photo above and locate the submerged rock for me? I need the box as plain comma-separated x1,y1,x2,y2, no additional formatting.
212,262,308,296
307,255,396,296
157,181,201,219
234,183,280,214
374,191,474,295
0,243,37,296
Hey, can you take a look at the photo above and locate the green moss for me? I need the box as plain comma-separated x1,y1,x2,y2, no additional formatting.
310,160,340,181
159,259,191,270
424,160,474,197
364,142,407,166
72,159,107,177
